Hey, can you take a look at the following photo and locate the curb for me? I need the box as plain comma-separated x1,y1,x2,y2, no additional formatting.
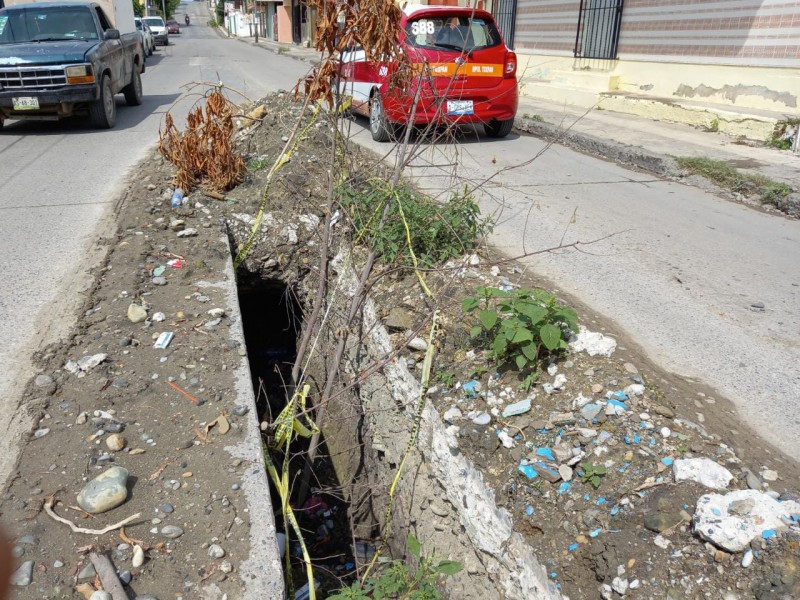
513,116,676,177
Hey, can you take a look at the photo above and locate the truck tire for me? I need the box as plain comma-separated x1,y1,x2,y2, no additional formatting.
484,118,514,139
123,68,143,106
89,75,117,129
369,92,392,143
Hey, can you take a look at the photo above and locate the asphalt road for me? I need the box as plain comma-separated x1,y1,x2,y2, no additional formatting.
346,123,800,462
0,3,309,486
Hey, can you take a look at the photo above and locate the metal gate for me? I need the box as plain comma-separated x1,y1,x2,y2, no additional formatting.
573,0,624,59
493,0,517,50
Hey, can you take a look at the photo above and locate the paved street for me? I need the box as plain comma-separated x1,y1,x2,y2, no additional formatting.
0,4,309,485
347,123,800,462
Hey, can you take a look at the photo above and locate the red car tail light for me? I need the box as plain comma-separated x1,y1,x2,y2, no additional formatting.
504,52,517,78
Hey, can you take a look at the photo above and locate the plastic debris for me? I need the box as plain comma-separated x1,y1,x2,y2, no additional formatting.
502,398,532,417
518,464,538,479
462,380,479,397
153,332,174,350
536,447,555,461
153,265,166,277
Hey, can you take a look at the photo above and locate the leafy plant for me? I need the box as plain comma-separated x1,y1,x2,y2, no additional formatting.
463,287,578,371
706,117,720,132
435,370,456,388
578,462,607,489
329,535,462,600
765,137,791,150
760,181,794,206
340,180,491,268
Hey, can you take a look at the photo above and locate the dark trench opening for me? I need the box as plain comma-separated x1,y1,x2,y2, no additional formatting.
236,272,360,596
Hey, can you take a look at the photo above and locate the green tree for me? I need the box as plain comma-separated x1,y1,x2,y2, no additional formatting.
132,0,144,17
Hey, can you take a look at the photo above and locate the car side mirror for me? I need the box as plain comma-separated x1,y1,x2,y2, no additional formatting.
104,29,120,40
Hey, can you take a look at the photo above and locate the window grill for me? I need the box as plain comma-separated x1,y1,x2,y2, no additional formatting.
574,0,624,60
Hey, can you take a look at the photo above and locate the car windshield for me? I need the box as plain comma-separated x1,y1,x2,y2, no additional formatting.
405,15,502,53
143,17,164,28
0,6,98,44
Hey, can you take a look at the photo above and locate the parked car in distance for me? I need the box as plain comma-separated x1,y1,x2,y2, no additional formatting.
143,15,168,45
338,5,518,141
166,19,180,34
134,17,154,56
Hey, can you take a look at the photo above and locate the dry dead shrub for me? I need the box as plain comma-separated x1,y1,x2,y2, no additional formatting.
158,91,246,193
298,0,410,105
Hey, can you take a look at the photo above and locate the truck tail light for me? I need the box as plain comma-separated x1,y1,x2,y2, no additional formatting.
504,52,517,78
65,65,95,85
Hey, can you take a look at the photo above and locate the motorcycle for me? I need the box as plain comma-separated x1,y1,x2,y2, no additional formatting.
184,14,190,26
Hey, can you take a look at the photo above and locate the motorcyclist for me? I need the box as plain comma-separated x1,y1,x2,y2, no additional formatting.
184,14,189,25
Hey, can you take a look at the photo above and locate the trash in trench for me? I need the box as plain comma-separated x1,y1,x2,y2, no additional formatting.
154,332,174,349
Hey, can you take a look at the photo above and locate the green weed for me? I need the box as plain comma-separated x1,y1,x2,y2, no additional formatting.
463,287,578,372
676,156,794,205
578,462,607,489
329,535,461,600
340,180,491,268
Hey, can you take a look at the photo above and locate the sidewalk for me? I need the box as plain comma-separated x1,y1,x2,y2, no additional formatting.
227,33,799,212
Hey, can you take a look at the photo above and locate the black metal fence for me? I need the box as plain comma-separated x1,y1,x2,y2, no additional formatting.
574,0,624,59
493,0,517,50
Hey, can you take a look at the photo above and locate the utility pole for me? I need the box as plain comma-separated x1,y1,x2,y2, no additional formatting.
161,0,166,19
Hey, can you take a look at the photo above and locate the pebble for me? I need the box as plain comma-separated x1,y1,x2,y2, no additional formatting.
742,549,754,568
219,560,233,573
90,591,113,600
53,560,64,568
35,374,54,387
652,405,675,418
77,466,130,514
744,469,762,490
208,544,226,559
472,413,491,426
558,465,573,481
231,406,249,417
623,362,638,373
11,545,24,558
77,562,96,580
161,525,184,539
761,469,778,482
177,228,198,237
407,337,428,351
231,483,240,491
128,304,148,323
152,276,167,286
672,458,733,490
106,434,126,452
132,544,145,568
612,576,629,595
119,570,132,585
590,383,603,394
660,427,671,438
159,503,174,514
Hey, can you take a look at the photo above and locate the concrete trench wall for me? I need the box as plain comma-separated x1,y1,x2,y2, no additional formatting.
317,251,563,600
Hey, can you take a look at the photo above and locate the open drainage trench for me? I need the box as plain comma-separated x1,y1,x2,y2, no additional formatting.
233,264,558,599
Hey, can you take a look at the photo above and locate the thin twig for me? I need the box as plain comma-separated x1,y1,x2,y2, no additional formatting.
44,498,140,535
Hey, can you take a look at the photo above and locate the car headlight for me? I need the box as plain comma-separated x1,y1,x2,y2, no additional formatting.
65,64,95,85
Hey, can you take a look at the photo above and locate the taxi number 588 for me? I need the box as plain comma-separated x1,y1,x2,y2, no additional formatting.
410,20,435,36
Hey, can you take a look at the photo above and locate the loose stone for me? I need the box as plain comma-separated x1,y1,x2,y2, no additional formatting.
128,304,148,323
77,466,130,514
10,561,33,586
106,434,126,452
208,544,226,559
132,544,145,568
90,591,112,600
160,525,184,539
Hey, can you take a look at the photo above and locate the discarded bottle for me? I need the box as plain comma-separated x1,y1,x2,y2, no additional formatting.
170,188,184,208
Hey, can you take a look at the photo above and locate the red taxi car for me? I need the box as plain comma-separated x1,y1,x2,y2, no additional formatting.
338,4,518,141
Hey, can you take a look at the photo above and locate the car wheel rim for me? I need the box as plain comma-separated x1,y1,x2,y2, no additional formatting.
104,81,114,119
370,101,380,133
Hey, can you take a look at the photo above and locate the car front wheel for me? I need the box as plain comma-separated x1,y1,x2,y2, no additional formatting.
89,75,117,129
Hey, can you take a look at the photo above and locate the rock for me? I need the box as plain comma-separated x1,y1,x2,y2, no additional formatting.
761,469,778,482
208,308,226,318
652,404,675,418
128,304,148,323
33,428,50,438
623,362,638,374
219,560,233,573
106,434,126,452
550,412,576,426
612,577,629,595
742,549,754,568
673,458,733,489
407,337,427,351
152,276,167,286
216,415,230,435
77,466,130,514
119,570,132,585
34,373,54,387
385,307,415,331
693,489,800,552
591,383,603,394
77,562,96,580
472,413,491,426
443,407,462,422
744,469,763,490
580,403,602,420
558,465,573,481
132,544,145,568
208,544,226,559
568,328,617,357
159,503,174,514
176,228,198,238
532,462,562,483
169,219,185,232
90,591,113,600
160,525,184,539
53,560,64,568
10,560,33,586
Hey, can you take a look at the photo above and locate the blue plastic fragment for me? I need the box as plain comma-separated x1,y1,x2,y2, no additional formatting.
683,504,689,510
596,497,606,505
610,506,620,516
557,482,571,495
762,529,777,540
662,457,674,466
534,462,560,479
589,528,602,538
655,477,664,483
514,434,522,440
611,391,629,401
649,438,657,445
568,543,579,552
518,464,538,479
536,448,555,461
634,435,641,443
463,380,479,397
502,398,532,418
712,508,722,516
525,505,535,516
345,562,355,570
584,493,591,501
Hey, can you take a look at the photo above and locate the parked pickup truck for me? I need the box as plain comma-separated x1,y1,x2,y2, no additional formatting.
0,0,144,129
